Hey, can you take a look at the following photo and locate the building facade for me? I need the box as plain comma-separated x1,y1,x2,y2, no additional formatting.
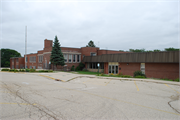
10,39,125,70
83,51,179,80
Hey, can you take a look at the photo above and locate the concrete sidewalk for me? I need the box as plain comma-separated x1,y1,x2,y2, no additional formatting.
35,72,180,86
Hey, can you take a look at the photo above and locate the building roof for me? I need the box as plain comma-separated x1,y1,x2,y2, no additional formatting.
83,51,179,63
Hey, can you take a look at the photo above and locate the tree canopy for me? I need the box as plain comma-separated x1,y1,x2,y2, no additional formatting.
50,36,65,69
127,47,179,52
86,40,96,47
1,48,21,67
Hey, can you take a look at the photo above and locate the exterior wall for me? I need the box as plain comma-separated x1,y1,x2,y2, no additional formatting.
25,53,37,69
104,62,109,74
87,68,104,73
119,63,141,76
44,39,53,48
81,47,99,59
145,63,179,80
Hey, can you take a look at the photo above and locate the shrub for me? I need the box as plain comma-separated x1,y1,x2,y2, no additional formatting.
75,66,80,71
133,70,146,78
174,78,179,82
1,68,9,71
135,76,146,78
122,75,132,78
25,69,30,72
21,69,25,72
9,69,15,72
14,69,19,72
82,68,88,71
71,65,75,71
49,70,53,72
30,69,36,72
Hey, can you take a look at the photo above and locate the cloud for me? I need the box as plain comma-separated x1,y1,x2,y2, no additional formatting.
0,0,179,55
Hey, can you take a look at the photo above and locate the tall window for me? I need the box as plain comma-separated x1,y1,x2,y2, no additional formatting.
16,58,18,63
64,54,67,62
77,55,81,62
73,55,76,62
25,57,28,62
38,56,43,63
141,63,145,74
68,54,72,62
30,56,36,62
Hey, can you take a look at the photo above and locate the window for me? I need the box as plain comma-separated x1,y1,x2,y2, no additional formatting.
73,55,76,62
64,54,67,62
30,56,36,62
141,63,145,74
12,59,14,63
68,54,72,62
38,56,43,63
12,65,14,69
91,53,96,56
25,57,28,62
16,58,18,63
30,66,32,69
16,65,19,69
77,55,81,62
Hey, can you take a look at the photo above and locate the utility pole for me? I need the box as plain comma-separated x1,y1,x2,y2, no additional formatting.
25,26,27,69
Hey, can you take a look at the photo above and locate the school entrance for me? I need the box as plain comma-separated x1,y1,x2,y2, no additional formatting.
108,62,119,74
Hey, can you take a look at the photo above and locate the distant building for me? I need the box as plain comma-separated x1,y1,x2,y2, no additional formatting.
10,39,179,80
10,39,125,70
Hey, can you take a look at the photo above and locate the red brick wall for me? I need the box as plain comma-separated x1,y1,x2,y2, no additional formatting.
25,53,37,69
104,62,109,74
44,39,53,48
145,63,179,80
120,63,141,76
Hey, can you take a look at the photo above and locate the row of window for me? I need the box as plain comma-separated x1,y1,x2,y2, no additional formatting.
24,54,81,63
64,54,81,63
30,56,36,62
87,63,104,69
11,58,19,63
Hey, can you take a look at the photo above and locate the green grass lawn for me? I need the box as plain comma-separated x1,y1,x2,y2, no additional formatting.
73,71,100,75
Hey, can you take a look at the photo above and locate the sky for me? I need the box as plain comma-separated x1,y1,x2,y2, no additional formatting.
0,0,179,56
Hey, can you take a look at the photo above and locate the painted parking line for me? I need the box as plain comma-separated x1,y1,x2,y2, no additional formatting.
134,81,139,91
39,75,65,82
105,79,112,86
57,85,180,116
165,84,180,94
0,102,37,105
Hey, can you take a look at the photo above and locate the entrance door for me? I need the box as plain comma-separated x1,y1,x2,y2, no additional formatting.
108,62,119,74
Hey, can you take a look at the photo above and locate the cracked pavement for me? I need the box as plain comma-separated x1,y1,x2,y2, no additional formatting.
0,72,180,120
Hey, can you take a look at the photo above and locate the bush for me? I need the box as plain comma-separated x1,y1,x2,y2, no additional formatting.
122,75,132,78
135,76,146,78
1,68,9,71
75,66,80,71
71,65,75,71
82,68,88,71
21,69,25,72
30,69,36,72
133,70,146,78
174,78,179,82
25,69,30,72
9,69,15,72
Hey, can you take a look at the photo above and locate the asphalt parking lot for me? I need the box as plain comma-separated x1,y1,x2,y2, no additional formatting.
0,72,180,120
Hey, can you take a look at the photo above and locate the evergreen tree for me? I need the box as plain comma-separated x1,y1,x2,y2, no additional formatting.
86,40,96,47
50,36,65,70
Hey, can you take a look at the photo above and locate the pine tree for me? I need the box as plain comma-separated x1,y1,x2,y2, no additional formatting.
86,40,96,47
50,36,65,70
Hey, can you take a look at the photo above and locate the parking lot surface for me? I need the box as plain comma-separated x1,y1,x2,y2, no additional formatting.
0,72,180,120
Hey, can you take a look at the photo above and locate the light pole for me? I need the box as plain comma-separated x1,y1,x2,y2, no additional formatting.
97,63,100,74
